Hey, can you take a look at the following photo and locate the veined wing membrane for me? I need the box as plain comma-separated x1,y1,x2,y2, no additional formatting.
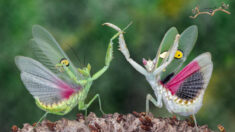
31,25,82,79
155,27,178,67
15,56,81,104
162,53,212,100
160,25,198,81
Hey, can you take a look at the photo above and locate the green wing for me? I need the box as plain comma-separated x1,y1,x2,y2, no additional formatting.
31,25,83,80
155,27,178,67
159,25,198,80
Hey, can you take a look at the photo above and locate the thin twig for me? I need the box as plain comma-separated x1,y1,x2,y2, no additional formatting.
190,3,231,19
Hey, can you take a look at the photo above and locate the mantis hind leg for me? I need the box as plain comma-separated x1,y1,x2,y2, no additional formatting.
87,94,105,115
34,112,48,128
146,94,162,114
192,114,199,132
80,94,105,116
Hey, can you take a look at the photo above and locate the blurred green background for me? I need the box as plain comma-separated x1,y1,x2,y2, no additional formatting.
0,0,234,131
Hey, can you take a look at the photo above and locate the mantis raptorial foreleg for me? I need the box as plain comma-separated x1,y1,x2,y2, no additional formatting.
153,34,180,76
118,33,148,75
91,25,128,81
76,27,129,116
104,23,148,76
91,31,119,81
146,94,163,113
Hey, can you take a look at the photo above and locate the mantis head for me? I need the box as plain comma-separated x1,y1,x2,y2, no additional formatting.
142,58,155,72
78,63,91,77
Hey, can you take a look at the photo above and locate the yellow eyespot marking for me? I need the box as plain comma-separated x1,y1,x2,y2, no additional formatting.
60,58,70,67
160,50,183,59
174,50,183,59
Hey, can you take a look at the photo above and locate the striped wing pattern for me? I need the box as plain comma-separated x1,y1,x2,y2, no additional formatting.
175,71,204,100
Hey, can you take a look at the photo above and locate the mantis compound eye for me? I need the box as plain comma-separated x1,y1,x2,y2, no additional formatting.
174,50,183,59
60,58,70,67
142,58,147,65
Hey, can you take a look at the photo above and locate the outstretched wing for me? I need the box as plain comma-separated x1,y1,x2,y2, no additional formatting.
160,53,213,100
15,56,81,105
154,27,178,66
159,25,198,81
31,25,83,79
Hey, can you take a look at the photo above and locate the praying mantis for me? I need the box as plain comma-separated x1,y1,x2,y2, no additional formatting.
15,24,125,125
15,22,213,131
105,23,213,131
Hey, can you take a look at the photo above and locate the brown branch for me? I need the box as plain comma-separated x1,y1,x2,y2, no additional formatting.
190,3,231,19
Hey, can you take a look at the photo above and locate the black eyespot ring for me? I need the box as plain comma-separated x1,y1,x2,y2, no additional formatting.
174,50,183,59
60,58,70,67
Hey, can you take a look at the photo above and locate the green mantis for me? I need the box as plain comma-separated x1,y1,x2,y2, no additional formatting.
15,25,125,125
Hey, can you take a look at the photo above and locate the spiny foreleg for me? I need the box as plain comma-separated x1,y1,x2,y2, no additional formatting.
153,34,180,76
104,23,148,76
91,25,124,81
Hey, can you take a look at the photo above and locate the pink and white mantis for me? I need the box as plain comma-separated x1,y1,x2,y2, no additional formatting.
105,23,213,131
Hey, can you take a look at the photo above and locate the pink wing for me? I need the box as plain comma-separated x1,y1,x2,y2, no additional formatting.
15,56,81,104
160,53,213,100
